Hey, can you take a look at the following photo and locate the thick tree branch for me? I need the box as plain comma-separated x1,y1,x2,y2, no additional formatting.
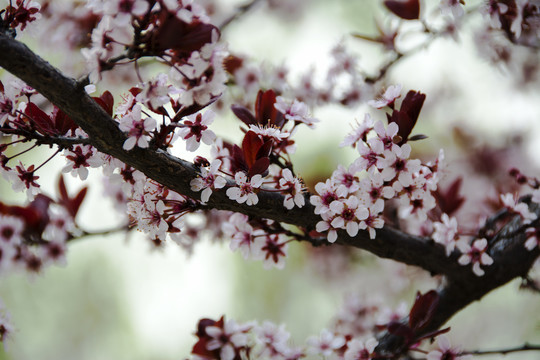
1,33,539,349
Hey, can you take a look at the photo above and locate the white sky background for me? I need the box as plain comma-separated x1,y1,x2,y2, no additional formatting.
1,0,540,359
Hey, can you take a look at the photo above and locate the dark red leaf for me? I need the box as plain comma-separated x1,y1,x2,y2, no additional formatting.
400,90,426,127
242,131,263,168
58,175,69,203
231,105,257,126
384,0,420,20
51,107,78,135
151,14,218,54
93,90,114,116
408,134,428,141
388,90,426,145
248,157,270,177
409,290,439,332
25,102,55,135
387,321,414,341
231,144,248,173
255,89,285,128
57,175,88,218
223,54,244,74
71,187,88,218
256,140,273,159
434,177,465,216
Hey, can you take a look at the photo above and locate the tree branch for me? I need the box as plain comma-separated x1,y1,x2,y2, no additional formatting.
0,33,539,349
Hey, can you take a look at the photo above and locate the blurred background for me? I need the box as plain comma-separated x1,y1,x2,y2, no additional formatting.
0,0,539,359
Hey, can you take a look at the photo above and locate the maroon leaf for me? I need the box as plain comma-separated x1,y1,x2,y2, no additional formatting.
387,90,426,145
256,140,273,159
434,177,465,216
231,104,257,126
231,144,248,173
93,90,114,116
255,89,285,128
242,131,264,168
408,134,428,141
57,175,88,219
51,107,78,135
25,102,55,136
151,14,218,55
249,157,270,177
191,317,222,359
409,290,439,332
387,321,414,341
384,0,420,20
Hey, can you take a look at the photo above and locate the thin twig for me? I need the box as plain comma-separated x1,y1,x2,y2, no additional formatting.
218,0,265,30
465,343,540,356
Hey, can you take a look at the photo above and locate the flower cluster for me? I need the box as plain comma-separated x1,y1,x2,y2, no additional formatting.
311,88,436,243
190,315,380,360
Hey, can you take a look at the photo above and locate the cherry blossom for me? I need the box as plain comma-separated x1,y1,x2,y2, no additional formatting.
359,199,385,239
223,213,263,260
190,159,227,203
458,238,494,276
274,96,318,127
331,164,361,194
306,329,345,357
433,213,461,256
340,113,374,148
254,321,291,359
344,338,378,360
500,193,537,224
330,196,369,237
177,111,217,152
278,169,305,210
256,234,289,269
226,172,263,206
310,179,348,215
0,215,24,248
367,84,402,109
205,319,252,360
427,335,472,360
118,104,157,151
316,212,339,243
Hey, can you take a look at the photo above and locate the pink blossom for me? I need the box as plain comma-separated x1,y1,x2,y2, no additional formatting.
331,164,361,194
278,169,305,210
316,212,339,243
500,193,537,224
205,319,252,360
367,84,402,109
369,120,399,153
178,111,217,152
0,215,24,248
254,321,291,358
226,172,264,206
255,234,289,269
433,213,460,256
274,96,318,127
310,179,348,215
118,104,157,151
358,199,385,239
329,196,369,237
340,113,374,148
344,338,378,360
190,160,227,203
458,238,494,276
306,329,345,357
427,335,472,360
